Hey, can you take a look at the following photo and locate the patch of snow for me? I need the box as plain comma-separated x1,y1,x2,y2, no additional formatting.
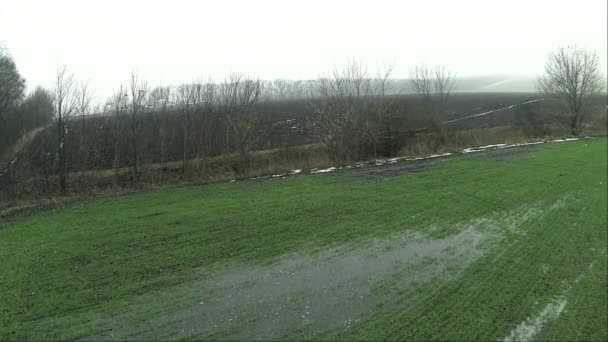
271,118,297,126
459,137,579,154
426,153,453,158
549,137,579,143
497,141,544,149
312,167,337,174
476,143,508,149
244,136,588,183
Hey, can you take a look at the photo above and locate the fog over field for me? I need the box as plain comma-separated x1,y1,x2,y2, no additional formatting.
0,0,606,98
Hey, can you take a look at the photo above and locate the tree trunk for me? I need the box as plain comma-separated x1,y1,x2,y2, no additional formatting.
182,116,188,174
131,115,138,183
571,114,578,136
57,118,67,194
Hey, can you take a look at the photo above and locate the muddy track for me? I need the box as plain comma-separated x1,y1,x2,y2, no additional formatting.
341,145,539,180
0,138,585,221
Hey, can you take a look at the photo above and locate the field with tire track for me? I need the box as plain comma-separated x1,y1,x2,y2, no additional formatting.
1,139,606,340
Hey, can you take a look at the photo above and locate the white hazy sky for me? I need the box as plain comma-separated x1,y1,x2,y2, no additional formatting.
1,0,606,98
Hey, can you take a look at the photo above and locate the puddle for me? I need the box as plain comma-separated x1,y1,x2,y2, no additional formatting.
63,197,573,340
85,226,495,340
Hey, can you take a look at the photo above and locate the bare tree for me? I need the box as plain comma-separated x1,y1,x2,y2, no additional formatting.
174,82,195,173
219,73,261,172
409,63,457,151
409,63,456,114
311,59,398,161
76,80,94,170
343,58,371,97
150,85,172,171
107,85,128,172
53,66,78,193
538,46,604,136
127,73,149,182
191,80,216,162
260,79,311,101
433,66,457,115
375,61,396,96
409,63,433,106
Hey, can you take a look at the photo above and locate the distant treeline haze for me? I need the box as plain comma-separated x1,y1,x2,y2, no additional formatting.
0,50,606,201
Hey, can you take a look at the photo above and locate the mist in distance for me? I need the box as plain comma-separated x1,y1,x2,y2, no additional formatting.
0,0,606,98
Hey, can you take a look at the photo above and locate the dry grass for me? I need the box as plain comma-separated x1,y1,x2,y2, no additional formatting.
2,119,606,211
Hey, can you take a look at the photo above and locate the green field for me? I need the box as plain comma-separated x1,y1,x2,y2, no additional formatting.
1,139,606,340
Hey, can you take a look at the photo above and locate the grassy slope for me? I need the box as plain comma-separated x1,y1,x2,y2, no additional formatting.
0,139,606,340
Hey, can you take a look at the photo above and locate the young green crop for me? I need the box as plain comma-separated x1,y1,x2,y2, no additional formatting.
1,139,606,340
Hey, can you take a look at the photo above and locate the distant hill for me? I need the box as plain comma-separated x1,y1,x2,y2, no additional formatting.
391,75,538,94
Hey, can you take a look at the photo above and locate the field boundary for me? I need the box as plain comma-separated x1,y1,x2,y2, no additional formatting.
0,136,597,221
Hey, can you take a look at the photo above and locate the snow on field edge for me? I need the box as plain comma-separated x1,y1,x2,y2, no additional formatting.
247,137,586,181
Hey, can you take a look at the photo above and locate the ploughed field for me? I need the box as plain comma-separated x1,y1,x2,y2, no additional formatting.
1,139,606,340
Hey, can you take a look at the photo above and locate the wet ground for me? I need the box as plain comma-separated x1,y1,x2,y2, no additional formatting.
75,194,570,341
343,145,538,180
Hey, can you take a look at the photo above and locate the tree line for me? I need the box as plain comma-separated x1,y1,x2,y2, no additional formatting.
0,45,605,200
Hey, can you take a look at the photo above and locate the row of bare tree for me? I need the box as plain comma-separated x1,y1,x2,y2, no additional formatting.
1,46,605,200
2,60,457,197
42,71,264,193
310,59,459,160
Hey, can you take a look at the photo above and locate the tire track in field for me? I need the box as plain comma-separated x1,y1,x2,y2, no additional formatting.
429,165,568,339
377,160,569,340
503,261,596,342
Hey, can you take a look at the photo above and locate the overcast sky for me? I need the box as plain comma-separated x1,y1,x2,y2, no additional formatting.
1,0,606,98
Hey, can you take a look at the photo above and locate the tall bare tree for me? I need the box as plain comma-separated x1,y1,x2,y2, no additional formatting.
538,46,604,136
409,63,456,115
192,80,216,162
409,63,434,106
311,59,398,161
175,82,195,173
409,63,456,151
76,80,94,170
53,66,78,193
375,61,396,96
433,66,457,115
219,73,261,172
343,58,370,97
150,85,172,171
127,73,148,182
107,85,128,172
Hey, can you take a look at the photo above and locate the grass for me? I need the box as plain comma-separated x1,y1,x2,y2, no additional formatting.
0,139,606,340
